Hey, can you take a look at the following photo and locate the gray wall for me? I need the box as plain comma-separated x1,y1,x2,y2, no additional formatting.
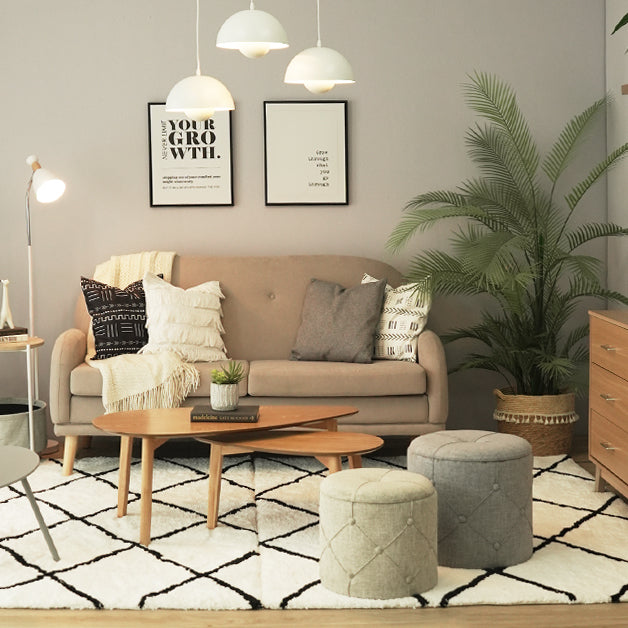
0,0,606,435
607,0,628,297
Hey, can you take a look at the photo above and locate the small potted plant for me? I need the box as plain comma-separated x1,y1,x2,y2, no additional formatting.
210,361,245,411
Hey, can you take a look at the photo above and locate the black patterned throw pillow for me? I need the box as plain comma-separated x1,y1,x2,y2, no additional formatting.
80,276,156,360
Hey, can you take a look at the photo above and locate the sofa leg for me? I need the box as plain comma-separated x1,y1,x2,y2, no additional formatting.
62,436,79,476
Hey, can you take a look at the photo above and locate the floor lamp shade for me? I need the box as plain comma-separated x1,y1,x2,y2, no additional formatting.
284,46,355,94
26,155,65,204
216,6,288,58
166,74,235,121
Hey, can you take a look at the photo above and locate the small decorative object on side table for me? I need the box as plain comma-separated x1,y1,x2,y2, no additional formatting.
0,279,16,330
210,361,245,411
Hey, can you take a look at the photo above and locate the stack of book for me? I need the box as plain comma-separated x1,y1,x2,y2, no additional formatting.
191,405,260,423
0,327,28,343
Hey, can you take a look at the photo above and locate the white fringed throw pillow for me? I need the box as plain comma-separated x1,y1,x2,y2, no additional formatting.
362,273,431,362
140,272,227,362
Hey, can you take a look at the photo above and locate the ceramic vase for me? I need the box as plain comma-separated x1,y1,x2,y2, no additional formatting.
210,382,239,411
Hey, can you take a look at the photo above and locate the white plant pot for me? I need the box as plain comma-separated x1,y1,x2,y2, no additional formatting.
210,383,239,411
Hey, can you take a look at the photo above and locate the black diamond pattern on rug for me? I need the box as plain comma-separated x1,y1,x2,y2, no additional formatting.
0,453,626,609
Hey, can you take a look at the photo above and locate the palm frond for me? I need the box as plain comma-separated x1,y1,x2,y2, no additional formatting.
386,205,488,252
464,72,540,186
612,12,628,34
565,222,628,251
405,251,486,296
404,190,469,209
566,277,628,306
458,178,534,232
451,226,525,289
542,97,606,183
565,142,628,211
551,254,602,284
465,125,537,210
561,324,590,355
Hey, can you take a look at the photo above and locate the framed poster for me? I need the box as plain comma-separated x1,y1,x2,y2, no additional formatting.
264,100,348,205
148,103,233,206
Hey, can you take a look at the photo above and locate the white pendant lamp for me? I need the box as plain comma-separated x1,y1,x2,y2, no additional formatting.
284,0,354,94
166,0,234,121
216,1,288,59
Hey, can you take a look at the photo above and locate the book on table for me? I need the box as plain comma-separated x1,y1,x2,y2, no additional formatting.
191,405,260,423
0,327,29,343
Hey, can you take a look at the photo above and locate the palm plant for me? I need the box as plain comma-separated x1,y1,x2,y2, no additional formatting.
388,72,628,396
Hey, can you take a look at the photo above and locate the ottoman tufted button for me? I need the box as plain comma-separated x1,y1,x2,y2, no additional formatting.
493,542,501,550
493,483,500,491
407,518,414,526
347,572,354,579
374,546,382,555
458,515,467,523
405,576,413,584
349,517,356,525
268,292,276,300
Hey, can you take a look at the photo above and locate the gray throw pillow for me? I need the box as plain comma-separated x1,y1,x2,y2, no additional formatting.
291,278,387,363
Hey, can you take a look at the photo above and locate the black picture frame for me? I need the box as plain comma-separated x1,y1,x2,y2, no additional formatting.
263,100,348,205
148,103,234,207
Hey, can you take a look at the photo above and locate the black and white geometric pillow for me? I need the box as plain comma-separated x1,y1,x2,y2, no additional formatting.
81,276,154,360
362,273,432,362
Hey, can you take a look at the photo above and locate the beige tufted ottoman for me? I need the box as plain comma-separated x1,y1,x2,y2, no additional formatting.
319,467,437,599
408,429,533,569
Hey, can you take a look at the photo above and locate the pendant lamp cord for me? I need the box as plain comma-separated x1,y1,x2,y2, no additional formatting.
195,0,201,76
316,0,322,47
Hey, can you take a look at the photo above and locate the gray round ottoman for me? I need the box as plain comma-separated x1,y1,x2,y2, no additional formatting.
319,467,437,599
407,430,533,569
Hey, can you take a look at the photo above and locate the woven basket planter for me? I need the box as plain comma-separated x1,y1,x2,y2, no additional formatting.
493,388,578,456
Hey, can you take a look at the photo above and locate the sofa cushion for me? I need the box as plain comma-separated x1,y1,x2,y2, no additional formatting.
248,359,426,397
291,278,386,364
362,273,431,363
140,272,228,362
70,360,249,398
80,277,151,360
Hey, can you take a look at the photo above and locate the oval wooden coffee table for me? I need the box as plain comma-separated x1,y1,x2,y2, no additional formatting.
93,405,362,545
196,429,384,529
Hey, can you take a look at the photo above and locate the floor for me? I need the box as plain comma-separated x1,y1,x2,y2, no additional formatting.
3,434,626,627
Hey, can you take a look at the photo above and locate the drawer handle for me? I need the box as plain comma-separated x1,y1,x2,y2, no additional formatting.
601,344,617,352
600,393,618,402
600,442,617,451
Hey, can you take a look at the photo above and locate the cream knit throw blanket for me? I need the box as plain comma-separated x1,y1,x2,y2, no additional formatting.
87,252,200,413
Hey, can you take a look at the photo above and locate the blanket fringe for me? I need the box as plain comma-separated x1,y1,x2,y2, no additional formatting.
105,362,200,413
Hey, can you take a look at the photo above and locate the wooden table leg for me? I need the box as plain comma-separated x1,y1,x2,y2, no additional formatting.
348,454,362,469
316,455,342,473
139,437,167,546
117,436,133,517
207,443,224,529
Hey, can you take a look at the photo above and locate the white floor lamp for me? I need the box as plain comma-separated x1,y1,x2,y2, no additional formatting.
24,155,65,447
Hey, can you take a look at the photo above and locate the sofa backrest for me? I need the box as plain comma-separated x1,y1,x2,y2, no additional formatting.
75,254,403,361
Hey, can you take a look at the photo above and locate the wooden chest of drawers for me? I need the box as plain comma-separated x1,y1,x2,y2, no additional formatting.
589,310,628,498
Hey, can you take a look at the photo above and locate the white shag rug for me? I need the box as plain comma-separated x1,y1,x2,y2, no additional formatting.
0,453,626,610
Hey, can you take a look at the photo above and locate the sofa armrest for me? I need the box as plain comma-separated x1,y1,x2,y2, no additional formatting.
49,328,87,425
417,329,448,424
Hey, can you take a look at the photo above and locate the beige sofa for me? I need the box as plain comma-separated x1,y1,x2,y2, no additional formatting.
50,255,448,473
